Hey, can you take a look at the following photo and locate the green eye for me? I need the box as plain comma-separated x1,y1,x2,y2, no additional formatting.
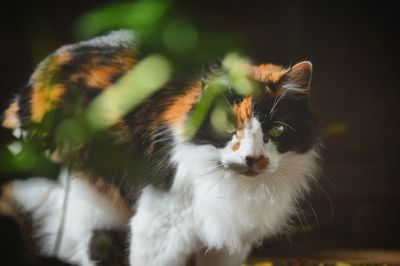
268,125,285,137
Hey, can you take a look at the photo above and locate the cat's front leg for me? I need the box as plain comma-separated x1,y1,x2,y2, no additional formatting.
195,244,252,266
129,186,196,266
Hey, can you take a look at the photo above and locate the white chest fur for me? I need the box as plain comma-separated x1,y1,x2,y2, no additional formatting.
130,141,318,265
173,142,317,251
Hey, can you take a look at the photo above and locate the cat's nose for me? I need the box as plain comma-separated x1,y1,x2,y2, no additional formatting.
245,155,269,169
245,156,255,167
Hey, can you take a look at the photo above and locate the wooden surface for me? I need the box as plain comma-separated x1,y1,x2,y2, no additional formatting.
249,249,400,265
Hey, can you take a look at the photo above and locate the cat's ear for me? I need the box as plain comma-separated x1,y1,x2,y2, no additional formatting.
281,61,312,93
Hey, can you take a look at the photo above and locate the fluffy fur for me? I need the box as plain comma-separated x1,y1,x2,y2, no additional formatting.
12,170,127,266
3,30,321,266
130,142,318,265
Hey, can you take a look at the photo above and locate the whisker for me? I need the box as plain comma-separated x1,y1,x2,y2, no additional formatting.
277,162,316,173
270,93,279,116
207,172,227,195
319,175,338,191
293,199,308,234
270,108,279,120
222,94,233,110
269,90,287,118
280,161,334,228
305,197,319,228
317,184,334,227
199,164,224,177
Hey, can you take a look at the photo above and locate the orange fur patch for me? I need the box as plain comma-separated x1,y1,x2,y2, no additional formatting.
0,183,17,217
233,96,253,130
254,155,269,169
84,54,135,89
232,141,241,151
31,51,71,82
249,64,287,84
54,49,72,65
29,47,136,123
162,82,202,128
29,50,72,123
31,84,66,122
2,100,20,129
86,66,124,88
249,64,289,96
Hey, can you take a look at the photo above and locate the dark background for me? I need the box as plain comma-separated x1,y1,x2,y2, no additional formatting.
1,0,399,263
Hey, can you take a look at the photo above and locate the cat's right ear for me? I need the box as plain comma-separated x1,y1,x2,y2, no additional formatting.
281,61,313,93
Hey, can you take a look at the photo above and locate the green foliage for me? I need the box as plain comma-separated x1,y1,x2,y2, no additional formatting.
183,52,256,140
0,131,59,184
163,19,198,55
56,54,172,148
75,0,171,38
1,0,254,184
74,0,244,74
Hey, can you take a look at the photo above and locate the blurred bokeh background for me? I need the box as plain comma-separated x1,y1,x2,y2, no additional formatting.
1,0,399,264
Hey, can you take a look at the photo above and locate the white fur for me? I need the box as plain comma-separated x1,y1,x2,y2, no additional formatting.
12,116,318,266
130,186,197,266
74,30,135,48
129,117,319,265
11,169,127,266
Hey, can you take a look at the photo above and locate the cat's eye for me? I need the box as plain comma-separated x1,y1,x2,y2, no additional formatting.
268,125,285,137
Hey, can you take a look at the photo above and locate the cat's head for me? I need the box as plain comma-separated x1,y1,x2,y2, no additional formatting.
188,61,318,178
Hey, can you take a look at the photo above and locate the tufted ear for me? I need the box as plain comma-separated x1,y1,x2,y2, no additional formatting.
281,61,312,92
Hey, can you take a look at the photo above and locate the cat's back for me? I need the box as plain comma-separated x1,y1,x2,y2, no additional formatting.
3,30,137,129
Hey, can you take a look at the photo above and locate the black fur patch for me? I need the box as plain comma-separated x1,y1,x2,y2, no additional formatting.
89,227,129,266
191,91,318,153
254,92,318,153
17,84,33,128
58,45,135,102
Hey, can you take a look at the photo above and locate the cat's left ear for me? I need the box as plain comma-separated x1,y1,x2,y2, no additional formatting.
281,61,312,93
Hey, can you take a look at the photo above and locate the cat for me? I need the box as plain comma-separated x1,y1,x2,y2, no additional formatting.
2,30,320,266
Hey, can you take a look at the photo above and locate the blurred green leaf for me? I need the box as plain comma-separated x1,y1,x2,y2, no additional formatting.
84,54,172,131
74,0,172,38
1,139,59,182
55,54,172,146
210,99,236,136
184,52,254,140
223,52,254,95
163,19,198,55
183,82,223,140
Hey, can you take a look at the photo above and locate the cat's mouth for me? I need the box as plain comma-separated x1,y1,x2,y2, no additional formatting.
225,163,263,177
240,169,261,177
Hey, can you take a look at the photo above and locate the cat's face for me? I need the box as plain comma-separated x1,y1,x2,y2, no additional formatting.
191,61,317,178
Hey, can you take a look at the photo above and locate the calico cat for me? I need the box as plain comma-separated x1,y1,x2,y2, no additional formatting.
2,30,320,266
